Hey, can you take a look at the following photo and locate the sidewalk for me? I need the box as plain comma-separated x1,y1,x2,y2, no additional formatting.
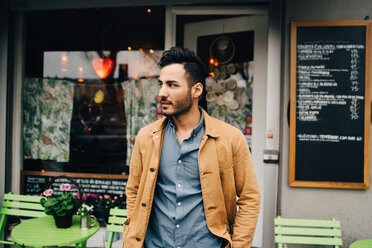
86,227,123,248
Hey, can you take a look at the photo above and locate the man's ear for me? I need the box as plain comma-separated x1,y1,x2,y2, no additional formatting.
192,83,203,98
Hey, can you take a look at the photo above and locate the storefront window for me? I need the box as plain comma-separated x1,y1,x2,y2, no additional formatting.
23,7,165,175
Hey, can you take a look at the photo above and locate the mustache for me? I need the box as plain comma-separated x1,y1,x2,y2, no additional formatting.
160,97,172,104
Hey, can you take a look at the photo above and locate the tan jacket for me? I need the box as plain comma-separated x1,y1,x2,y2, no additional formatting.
124,109,260,248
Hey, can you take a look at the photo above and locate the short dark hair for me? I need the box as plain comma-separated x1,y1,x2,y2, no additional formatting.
159,47,207,109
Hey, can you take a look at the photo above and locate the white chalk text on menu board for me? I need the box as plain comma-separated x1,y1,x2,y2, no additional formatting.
297,42,364,143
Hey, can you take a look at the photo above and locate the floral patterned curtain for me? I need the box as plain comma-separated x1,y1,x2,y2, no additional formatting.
122,78,159,166
23,78,74,162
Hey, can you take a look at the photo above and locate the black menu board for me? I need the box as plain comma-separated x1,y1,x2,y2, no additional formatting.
21,171,128,196
289,20,371,189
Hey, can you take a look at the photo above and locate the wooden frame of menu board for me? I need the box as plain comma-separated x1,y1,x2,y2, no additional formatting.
289,20,371,189
21,170,128,195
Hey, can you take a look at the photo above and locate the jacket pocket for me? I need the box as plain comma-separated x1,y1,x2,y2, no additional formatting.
220,167,235,200
123,217,130,237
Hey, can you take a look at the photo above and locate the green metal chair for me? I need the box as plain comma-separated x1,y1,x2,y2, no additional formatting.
106,207,127,248
274,216,342,248
0,192,46,245
350,239,372,248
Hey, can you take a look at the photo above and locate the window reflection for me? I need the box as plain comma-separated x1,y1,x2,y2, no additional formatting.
24,51,162,174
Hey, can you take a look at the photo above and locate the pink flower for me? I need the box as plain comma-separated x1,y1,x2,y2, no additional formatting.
82,196,87,201
92,194,98,198
104,194,110,199
87,193,92,196
114,196,118,200
99,195,103,199
43,189,53,197
77,192,80,199
60,183,73,191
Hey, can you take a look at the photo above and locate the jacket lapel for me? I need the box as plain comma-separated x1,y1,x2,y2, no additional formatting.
149,117,167,167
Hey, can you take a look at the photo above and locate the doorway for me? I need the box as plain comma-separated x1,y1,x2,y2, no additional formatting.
166,10,268,247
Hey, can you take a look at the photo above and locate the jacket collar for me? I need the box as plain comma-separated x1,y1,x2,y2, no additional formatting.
149,108,220,138
201,108,220,138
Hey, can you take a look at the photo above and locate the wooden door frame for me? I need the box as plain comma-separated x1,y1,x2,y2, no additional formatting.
164,6,268,49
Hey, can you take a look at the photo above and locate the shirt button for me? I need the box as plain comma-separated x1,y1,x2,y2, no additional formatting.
178,160,182,163
141,203,147,207
155,135,159,138
177,202,181,206
177,184,181,187
150,168,155,172
136,237,141,241
176,224,180,228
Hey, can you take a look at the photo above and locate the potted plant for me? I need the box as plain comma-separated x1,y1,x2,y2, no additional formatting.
40,176,81,228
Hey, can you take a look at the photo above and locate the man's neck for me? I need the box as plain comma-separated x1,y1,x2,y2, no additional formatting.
171,106,201,144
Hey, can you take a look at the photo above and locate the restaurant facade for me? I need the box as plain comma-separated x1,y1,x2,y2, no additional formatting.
1,0,372,247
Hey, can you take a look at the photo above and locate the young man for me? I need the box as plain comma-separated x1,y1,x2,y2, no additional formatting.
124,47,260,248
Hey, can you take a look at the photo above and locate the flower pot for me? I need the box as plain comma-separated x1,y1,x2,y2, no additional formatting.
53,213,73,228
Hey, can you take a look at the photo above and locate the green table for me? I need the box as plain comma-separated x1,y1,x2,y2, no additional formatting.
350,239,372,248
11,215,99,248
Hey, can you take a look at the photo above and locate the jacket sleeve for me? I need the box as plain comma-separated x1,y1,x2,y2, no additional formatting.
125,130,144,219
231,131,261,248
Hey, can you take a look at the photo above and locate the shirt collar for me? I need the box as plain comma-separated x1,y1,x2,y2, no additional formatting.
167,108,204,136
150,108,220,138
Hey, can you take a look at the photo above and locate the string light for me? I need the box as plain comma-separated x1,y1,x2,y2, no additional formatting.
61,52,68,72
128,46,132,51
147,8,151,13
149,49,154,54
77,66,84,82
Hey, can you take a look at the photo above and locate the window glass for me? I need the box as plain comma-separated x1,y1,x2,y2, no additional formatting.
23,7,165,175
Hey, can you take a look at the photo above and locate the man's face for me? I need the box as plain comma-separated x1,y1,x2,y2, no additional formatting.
158,63,193,117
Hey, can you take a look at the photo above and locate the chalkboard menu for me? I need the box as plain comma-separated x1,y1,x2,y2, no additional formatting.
21,171,128,196
289,20,371,189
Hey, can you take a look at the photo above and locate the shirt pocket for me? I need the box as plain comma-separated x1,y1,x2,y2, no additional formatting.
183,158,200,180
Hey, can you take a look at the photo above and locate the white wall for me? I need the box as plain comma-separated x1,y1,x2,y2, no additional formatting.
280,0,372,246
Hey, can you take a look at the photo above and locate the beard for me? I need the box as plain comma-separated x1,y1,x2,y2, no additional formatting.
160,90,193,117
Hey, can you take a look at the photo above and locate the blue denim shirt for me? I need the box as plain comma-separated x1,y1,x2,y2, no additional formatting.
144,111,222,248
